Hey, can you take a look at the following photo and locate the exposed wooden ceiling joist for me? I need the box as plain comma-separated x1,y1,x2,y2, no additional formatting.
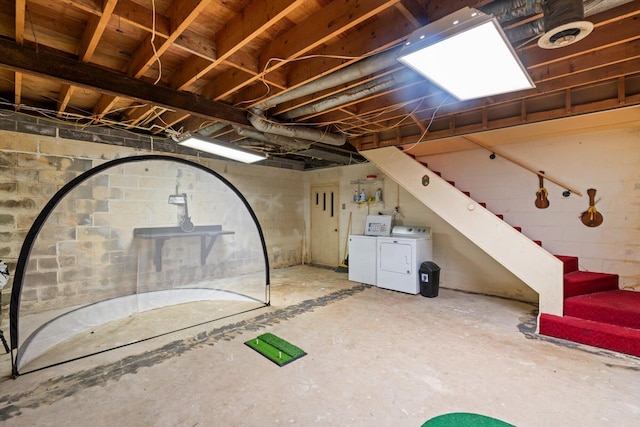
0,0,637,169
0,38,250,127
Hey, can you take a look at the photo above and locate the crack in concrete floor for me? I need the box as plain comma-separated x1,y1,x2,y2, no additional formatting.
0,283,368,421
1,266,639,426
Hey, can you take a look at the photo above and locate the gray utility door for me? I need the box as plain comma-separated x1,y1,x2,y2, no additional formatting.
310,185,339,267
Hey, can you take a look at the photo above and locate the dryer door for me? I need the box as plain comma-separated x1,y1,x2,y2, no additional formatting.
379,240,414,275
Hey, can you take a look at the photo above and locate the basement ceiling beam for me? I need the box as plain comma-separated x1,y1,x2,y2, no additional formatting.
126,0,212,79
209,0,402,102
242,6,418,111
395,0,430,27
14,0,25,108
170,0,306,91
56,0,119,117
0,38,250,128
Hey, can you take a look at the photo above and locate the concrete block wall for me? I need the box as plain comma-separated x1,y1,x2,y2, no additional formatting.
307,162,538,303
421,125,640,292
306,124,639,302
303,162,395,265
10,157,269,314
5,111,635,317
0,115,305,316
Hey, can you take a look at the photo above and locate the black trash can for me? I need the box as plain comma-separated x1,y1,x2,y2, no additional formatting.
419,261,440,298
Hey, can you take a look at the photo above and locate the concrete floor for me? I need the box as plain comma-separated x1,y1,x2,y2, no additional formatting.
0,265,639,426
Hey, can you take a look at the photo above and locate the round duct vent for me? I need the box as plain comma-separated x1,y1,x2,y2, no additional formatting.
538,20,593,49
537,0,594,49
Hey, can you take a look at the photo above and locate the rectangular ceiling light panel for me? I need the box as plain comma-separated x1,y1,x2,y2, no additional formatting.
179,134,267,164
398,7,535,101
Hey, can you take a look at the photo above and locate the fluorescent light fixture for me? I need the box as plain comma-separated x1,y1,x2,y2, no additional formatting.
178,133,267,164
398,7,535,101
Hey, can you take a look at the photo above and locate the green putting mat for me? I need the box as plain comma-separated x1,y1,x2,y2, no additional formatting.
245,333,306,366
422,412,515,427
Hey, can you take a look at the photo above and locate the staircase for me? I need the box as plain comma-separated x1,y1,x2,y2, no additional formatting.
540,256,640,357
362,146,564,316
362,147,640,358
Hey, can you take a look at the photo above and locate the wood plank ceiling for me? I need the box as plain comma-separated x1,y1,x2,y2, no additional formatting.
0,0,638,168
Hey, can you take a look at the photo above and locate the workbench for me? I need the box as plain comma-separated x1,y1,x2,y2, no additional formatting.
134,225,234,272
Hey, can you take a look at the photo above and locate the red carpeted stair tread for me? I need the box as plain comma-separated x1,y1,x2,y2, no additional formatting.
563,271,619,298
555,255,579,274
539,313,640,358
564,290,640,329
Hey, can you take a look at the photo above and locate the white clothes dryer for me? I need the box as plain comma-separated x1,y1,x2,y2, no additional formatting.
376,225,432,294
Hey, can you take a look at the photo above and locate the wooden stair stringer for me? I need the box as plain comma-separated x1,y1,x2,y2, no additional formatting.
361,146,564,316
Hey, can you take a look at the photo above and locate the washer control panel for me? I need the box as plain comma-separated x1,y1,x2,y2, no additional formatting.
390,225,431,237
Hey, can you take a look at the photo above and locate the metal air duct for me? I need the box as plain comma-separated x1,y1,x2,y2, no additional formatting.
233,126,311,151
253,48,402,112
482,0,544,21
280,68,417,120
537,0,594,49
247,48,404,147
248,110,347,146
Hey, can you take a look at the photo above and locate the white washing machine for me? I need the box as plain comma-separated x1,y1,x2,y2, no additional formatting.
376,225,433,294
348,215,392,285
348,235,377,285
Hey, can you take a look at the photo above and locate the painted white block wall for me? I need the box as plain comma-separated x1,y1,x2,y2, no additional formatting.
305,124,640,305
303,163,391,264
305,161,541,304
363,147,564,315
392,185,540,303
421,126,640,291
2,119,637,314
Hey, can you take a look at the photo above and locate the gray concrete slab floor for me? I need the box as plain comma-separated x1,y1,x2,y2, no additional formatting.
1,265,639,426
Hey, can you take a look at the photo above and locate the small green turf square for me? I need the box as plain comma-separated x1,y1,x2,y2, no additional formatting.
245,333,306,366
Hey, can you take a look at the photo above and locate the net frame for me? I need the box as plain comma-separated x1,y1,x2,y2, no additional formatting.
9,155,270,376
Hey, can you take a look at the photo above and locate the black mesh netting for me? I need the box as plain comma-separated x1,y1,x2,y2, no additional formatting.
10,156,269,375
